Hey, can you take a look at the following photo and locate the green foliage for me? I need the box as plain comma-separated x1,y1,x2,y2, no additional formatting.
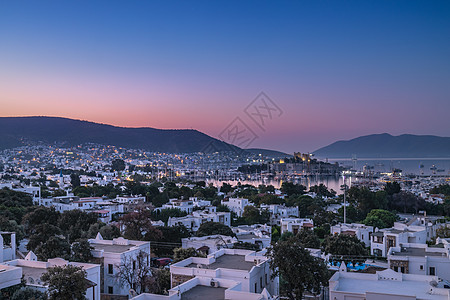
436,226,450,238
233,241,260,251
152,225,191,256
242,205,269,225
27,223,62,251
363,209,397,229
11,287,47,300
41,264,87,300
71,239,94,263
347,187,388,216
430,184,450,196
389,191,426,214
111,158,125,171
309,184,336,197
22,207,60,234
297,228,321,248
87,223,120,240
173,247,206,262
281,182,306,197
322,234,368,263
72,184,121,198
196,222,234,237
35,236,71,261
70,173,81,187
271,225,281,243
58,210,98,242
151,208,187,224
384,182,401,196
0,216,24,245
121,207,163,241
268,236,329,299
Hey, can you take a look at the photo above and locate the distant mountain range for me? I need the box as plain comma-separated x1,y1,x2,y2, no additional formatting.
313,133,450,158
0,116,287,156
0,116,239,153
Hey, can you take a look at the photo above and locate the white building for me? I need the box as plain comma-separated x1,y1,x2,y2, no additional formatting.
331,223,374,246
329,263,450,300
221,198,252,217
160,198,194,214
88,234,151,296
190,197,211,208
371,223,429,257
232,224,272,250
170,248,279,296
260,204,299,226
131,276,273,300
115,195,146,205
4,252,101,300
182,235,238,254
387,240,450,281
168,210,231,232
280,218,314,234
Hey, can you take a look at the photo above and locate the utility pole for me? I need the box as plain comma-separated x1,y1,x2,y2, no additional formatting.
343,175,347,224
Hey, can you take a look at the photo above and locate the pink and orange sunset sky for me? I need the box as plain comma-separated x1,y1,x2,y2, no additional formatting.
1,1,450,153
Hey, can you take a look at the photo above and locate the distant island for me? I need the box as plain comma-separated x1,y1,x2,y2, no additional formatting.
313,133,450,158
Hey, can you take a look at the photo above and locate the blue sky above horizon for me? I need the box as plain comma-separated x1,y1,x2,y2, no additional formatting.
1,1,449,153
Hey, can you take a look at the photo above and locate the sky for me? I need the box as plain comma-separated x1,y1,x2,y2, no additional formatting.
1,1,449,153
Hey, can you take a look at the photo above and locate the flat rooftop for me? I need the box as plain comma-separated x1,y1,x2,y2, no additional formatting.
336,277,447,299
391,247,447,257
188,255,256,271
90,243,136,253
21,266,46,281
181,286,226,300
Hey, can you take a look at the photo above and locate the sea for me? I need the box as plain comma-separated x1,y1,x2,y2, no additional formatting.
206,158,450,195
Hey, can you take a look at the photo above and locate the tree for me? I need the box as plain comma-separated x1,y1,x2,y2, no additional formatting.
242,205,269,225
233,241,260,251
41,264,87,300
88,223,120,240
196,222,234,237
268,236,329,300
116,251,152,294
121,207,162,241
173,247,206,262
58,210,98,243
71,239,93,263
151,208,187,224
436,226,450,238
297,228,320,248
22,207,60,235
281,182,306,197
385,182,401,196
111,159,125,172
11,287,47,300
35,236,71,261
70,173,81,188
322,234,368,263
363,209,397,229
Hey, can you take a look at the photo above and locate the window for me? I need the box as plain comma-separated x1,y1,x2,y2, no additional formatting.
393,266,398,272
108,286,114,294
401,267,405,273
133,260,136,271
420,265,424,270
265,274,268,285
260,276,263,288
108,264,113,274
430,267,436,276
255,282,257,292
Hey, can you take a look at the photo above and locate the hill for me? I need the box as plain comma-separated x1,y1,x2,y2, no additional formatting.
0,116,240,153
313,133,450,158
244,148,291,158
